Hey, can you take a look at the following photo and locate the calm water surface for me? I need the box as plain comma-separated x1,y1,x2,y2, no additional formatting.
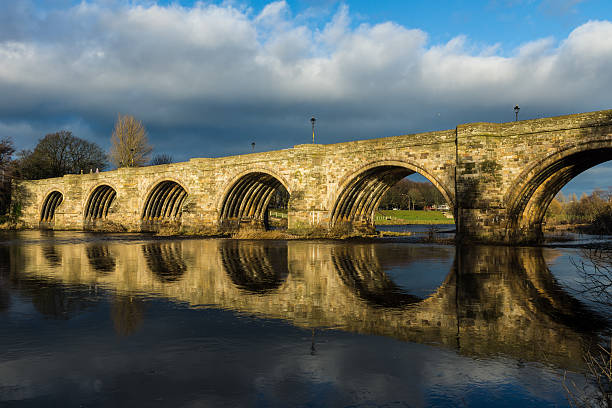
0,230,609,407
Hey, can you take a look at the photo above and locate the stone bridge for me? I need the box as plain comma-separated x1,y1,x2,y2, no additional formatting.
15,109,612,243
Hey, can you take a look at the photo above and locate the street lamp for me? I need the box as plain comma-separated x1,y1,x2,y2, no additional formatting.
514,105,520,121
310,116,316,144
251,142,255,151
130,148,134,167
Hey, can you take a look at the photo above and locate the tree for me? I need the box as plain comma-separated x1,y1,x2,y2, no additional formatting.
0,138,15,215
564,248,612,407
545,198,564,221
109,114,152,167
150,153,173,166
379,178,445,210
15,131,107,180
0,138,14,168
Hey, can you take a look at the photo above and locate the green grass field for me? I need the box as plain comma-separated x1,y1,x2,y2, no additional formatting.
374,210,455,225
269,208,454,225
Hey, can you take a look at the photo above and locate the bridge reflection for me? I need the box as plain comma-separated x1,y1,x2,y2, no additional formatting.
331,245,421,308
220,240,289,293
86,245,116,275
1,238,604,369
142,243,187,283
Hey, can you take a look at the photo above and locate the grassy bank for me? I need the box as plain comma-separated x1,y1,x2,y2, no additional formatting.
374,210,455,225
266,209,455,225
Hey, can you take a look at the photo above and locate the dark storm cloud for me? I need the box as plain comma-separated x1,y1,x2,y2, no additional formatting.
1,1,611,166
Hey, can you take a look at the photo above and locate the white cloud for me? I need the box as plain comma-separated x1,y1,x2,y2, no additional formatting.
0,2,610,160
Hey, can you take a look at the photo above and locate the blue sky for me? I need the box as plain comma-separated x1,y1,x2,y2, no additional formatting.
2,0,612,195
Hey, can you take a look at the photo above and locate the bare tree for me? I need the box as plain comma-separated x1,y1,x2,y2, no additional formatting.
109,114,153,167
564,247,612,407
572,248,612,309
150,153,173,166
564,337,612,408
0,138,15,215
15,131,107,179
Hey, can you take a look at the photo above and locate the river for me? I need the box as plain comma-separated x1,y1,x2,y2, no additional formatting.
0,230,609,407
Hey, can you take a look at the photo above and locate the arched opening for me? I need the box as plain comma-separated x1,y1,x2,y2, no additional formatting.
331,165,453,234
220,172,289,232
84,185,116,221
141,180,187,224
507,147,612,242
40,191,63,225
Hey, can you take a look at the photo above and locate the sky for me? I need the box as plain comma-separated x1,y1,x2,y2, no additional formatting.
1,0,611,195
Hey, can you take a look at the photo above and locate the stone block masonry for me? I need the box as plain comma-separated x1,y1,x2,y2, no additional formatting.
15,109,612,243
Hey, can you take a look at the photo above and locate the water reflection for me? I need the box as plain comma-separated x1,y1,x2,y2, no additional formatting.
220,240,289,293
2,237,605,369
142,243,186,283
42,245,62,267
332,245,421,308
111,295,145,336
86,245,116,275
0,245,9,313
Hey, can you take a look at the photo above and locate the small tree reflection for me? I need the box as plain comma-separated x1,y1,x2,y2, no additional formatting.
111,295,145,337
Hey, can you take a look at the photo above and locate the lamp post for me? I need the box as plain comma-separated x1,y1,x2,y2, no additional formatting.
514,105,520,121
251,142,255,151
130,148,134,167
310,116,316,144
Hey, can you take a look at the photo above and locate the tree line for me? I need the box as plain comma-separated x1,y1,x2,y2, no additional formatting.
0,114,173,216
378,178,446,210
546,189,612,234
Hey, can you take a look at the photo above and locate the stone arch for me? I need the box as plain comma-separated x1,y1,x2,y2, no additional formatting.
40,190,63,224
141,179,188,222
218,169,291,231
329,160,454,232
84,184,117,220
505,139,612,242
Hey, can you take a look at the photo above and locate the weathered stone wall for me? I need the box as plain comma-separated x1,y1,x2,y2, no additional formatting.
15,108,612,242
16,130,457,233
455,109,612,242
